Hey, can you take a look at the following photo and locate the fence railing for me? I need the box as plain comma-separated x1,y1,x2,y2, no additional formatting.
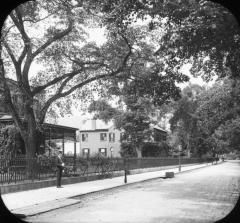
0,156,214,185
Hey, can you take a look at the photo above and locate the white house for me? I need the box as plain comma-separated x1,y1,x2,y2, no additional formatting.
79,119,168,158
79,119,123,157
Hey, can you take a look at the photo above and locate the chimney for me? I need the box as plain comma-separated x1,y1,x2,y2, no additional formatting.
91,119,96,130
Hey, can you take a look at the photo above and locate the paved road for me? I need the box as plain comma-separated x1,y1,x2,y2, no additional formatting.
26,161,240,223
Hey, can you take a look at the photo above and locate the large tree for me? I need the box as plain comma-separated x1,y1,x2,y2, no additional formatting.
169,84,205,156
0,0,190,159
0,0,136,158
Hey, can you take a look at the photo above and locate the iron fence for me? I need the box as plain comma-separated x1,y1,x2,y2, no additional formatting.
0,155,213,185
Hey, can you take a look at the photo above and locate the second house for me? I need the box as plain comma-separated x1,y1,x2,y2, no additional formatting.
79,119,122,158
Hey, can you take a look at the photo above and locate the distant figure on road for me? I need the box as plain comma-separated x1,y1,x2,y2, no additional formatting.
56,151,65,188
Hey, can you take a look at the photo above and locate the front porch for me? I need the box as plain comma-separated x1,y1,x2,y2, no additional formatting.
41,123,78,157
0,113,78,157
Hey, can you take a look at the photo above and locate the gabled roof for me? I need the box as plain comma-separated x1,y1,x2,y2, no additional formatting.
79,119,114,132
79,119,167,133
150,124,167,133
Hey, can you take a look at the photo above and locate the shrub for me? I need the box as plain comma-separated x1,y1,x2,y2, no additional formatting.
0,125,24,158
142,141,171,157
120,142,137,157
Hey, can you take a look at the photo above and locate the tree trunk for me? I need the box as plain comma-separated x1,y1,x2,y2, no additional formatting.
21,105,39,180
25,133,37,158
21,126,38,179
22,96,39,157
136,147,142,158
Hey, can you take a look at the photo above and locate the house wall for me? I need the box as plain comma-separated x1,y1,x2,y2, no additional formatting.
79,127,122,157
154,129,167,142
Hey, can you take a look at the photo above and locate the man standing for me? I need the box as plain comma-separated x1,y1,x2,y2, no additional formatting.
56,151,65,188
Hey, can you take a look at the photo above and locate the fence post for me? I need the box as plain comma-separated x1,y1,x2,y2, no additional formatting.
74,132,77,171
178,145,182,172
124,158,127,183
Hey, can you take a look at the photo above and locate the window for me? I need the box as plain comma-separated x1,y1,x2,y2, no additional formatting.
100,133,107,141
109,133,115,142
120,132,126,142
82,133,88,142
99,148,107,156
82,148,90,158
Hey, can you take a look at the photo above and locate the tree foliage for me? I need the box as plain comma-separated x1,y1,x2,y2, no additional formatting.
154,0,240,80
0,125,22,158
170,78,240,157
169,84,204,155
88,99,120,122
196,78,240,154
91,0,240,80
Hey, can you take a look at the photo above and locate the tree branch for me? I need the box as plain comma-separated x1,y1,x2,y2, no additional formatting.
117,32,132,67
1,24,16,40
10,8,33,89
18,45,28,65
10,9,31,45
38,34,133,123
32,57,111,96
3,41,33,100
57,76,73,94
39,67,127,123
62,52,109,69
23,12,55,24
38,72,111,123
32,20,74,59
3,41,18,68
32,68,84,95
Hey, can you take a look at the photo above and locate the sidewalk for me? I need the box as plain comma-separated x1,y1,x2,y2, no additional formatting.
1,162,216,216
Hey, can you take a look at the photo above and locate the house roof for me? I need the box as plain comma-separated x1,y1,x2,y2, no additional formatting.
79,119,167,133
79,119,114,132
0,113,13,121
151,124,167,133
43,123,78,131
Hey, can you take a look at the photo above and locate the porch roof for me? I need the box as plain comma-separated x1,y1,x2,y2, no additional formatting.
43,123,78,141
0,113,77,141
